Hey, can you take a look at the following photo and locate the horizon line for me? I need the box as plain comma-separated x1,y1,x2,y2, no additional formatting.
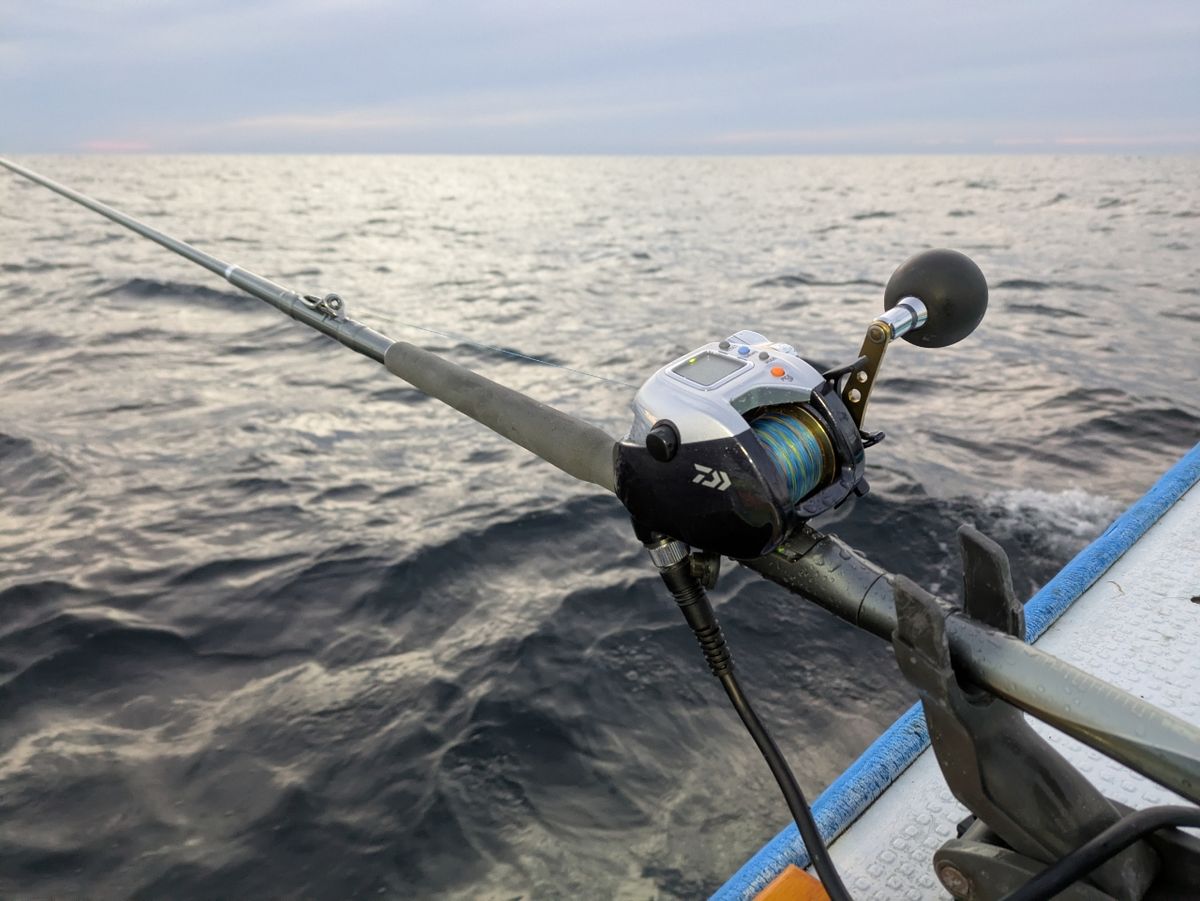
6,148,1200,157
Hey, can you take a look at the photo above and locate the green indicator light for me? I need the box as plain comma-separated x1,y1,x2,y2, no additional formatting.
688,357,697,364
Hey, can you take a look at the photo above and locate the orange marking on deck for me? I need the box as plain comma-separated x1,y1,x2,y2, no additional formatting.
753,864,830,901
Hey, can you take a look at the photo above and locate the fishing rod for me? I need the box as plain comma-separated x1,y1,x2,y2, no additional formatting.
5,156,1197,900
0,157,614,492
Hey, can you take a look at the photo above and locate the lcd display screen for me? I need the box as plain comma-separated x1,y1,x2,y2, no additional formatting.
672,351,747,387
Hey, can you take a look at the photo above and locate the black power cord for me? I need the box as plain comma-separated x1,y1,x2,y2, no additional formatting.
1002,804,1200,901
653,550,852,901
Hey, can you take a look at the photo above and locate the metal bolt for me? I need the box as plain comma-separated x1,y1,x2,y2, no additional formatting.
867,323,889,344
937,862,971,898
855,370,869,383
847,388,862,403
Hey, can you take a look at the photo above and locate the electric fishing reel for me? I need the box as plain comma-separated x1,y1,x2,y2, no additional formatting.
614,249,988,559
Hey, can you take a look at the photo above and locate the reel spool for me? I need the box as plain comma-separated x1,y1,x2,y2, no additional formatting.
749,406,836,506
615,249,988,559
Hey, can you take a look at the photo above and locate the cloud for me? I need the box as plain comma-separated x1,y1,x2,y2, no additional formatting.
705,121,1200,154
993,133,1200,148
80,139,155,152
4,1,1199,153
90,90,694,153
189,99,678,138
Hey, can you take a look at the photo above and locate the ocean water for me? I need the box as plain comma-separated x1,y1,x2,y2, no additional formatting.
0,155,1197,900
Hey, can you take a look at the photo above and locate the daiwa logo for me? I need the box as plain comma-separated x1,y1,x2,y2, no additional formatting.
692,464,731,491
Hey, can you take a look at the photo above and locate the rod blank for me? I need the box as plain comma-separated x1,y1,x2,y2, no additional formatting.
385,341,617,490
1,156,617,488
742,528,1200,807
0,156,393,364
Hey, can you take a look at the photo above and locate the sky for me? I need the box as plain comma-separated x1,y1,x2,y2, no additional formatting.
3,0,1199,154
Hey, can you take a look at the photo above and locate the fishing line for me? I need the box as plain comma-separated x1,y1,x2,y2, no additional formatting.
750,406,836,504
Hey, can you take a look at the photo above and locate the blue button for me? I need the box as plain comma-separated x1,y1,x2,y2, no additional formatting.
737,346,750,356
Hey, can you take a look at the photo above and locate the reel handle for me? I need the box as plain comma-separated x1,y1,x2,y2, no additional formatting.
884,249,988,348
843,249,988,427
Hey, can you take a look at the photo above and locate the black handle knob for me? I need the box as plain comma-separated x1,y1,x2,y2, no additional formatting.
884,249,988,348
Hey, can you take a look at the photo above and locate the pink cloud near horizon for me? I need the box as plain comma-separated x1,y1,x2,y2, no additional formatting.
80,139,154,152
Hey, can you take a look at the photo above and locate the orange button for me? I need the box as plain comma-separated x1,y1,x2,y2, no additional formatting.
770,366,786,377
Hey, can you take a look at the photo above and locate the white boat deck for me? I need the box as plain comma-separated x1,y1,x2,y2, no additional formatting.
820,481,1200,899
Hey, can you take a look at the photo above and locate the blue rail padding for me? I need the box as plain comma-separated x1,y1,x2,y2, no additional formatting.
713,441,1200,900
